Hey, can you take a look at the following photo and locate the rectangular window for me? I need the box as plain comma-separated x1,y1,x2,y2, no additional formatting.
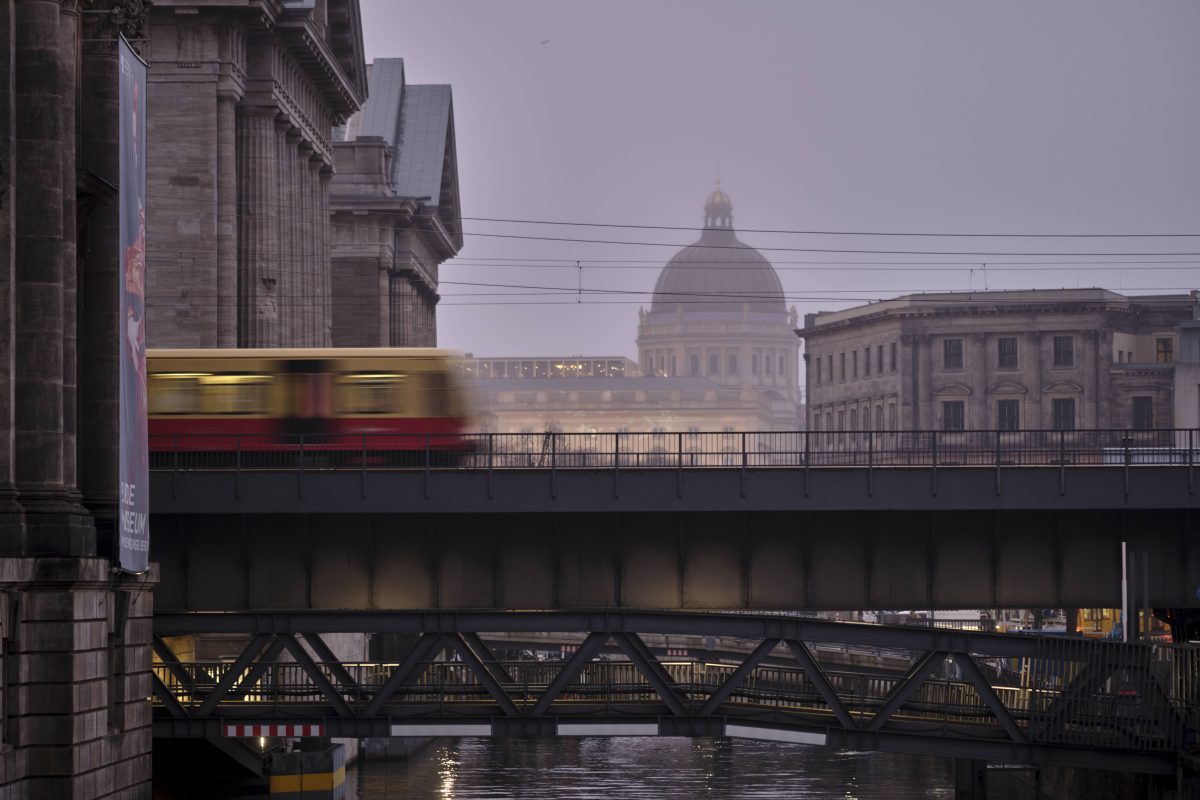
1156,337,1174,364
689,353,701,376
998,337,1018,369
1051,398,1076,431
875,405,883,430
943,339,963,369
864,347,870,377
890,342,897,372
837,410,845,430
996,399,1019,431
942,400,965,432
765,353,773,376
877,344,883,374
779,355,785,377
852,350,858,378
887,402,896,430
1132,396,1153,430
752,353,760,375
839,353,845,381
849,408,858,432
727,352,738,376
1053,336,1073,367
708,353,719,376
827,355,833,382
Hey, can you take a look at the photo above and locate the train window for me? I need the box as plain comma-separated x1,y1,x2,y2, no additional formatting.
339,374,405,415
148,373,205,415
424,372,450,415
199,374,272,415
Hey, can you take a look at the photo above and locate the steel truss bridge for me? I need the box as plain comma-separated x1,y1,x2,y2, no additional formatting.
152,611,1199,775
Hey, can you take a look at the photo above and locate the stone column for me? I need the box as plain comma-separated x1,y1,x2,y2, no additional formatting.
78,21,120,540
915,334,932,429
318,165,333,345
280,124,299,346
14,0,91,554
1026,332,1043,428
60,0,79,499
237,108,281,347
969,332,986,429
0,0,22,550
215,94,237,347
1082,330,1100,428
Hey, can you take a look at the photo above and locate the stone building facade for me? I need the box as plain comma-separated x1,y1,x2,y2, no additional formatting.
800,289,1199,433
0,2,156,796
143,0,367,348
330,58,462,347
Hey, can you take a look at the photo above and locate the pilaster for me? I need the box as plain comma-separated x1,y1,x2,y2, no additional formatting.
236,108,281,347
1026,332,1043,428
215,94,237,348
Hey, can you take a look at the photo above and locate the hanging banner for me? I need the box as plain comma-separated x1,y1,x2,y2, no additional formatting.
118,35,149,573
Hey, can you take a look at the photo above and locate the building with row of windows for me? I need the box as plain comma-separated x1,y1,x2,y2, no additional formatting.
799,289,1199,433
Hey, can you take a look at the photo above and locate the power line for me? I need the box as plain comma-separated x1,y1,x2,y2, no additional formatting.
457,215,1200,239
462,230,1200,258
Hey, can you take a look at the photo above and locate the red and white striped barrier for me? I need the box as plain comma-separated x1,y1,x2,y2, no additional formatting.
665,649,689,658
223,723,324,738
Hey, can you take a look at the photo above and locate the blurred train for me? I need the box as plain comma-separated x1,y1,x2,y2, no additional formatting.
147,349,472,463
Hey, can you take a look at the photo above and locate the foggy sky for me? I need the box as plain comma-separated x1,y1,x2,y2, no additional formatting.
360,1,1200,359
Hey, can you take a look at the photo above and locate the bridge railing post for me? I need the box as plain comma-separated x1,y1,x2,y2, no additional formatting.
740,432,748,498
613,432,620,498
550,433,557,499
487,433,494,500
677,432,683,499
1058,429,1066,496
930,431,938,497
867,429,874,497
171,433,179,500
1189,428,1194,495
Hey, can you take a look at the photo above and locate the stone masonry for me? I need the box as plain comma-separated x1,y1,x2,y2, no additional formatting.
144,0,367,348
0,1,159,797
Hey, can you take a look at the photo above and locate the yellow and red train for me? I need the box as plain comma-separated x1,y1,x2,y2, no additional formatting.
147,348,471,462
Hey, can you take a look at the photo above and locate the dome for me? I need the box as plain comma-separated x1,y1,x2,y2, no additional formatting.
706,188,731,207
650,188,785,314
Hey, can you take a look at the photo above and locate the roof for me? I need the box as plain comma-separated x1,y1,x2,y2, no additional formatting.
335,59,456,207
473,376,729,392
393,84,453,206
356,58,405,142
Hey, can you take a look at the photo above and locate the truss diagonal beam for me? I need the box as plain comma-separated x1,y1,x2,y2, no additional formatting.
462,632,515,684
699,637,780,717
531,632,608,717
785,639,858,730
279,635,355,718
445,633,520,717
153,635,198,691
612,631,688,717
1031,659,1109,742
364,633,443,717
865,649,945,731
197,634,275,717
153,672,188,718
300,632,363,696
956,653,1027,744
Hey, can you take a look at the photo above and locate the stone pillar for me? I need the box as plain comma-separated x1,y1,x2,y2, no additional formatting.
0,0,22,550
60,0,79,500
318,165,333,346
237,109,281,347
215,94,238,347
78,19,120,540
1026,332,1043,428
13,0,92,554
969,332,986,429
915,335,932,429
1082,329,1099,428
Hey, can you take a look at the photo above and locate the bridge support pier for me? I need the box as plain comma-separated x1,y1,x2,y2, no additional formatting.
953,759,987,800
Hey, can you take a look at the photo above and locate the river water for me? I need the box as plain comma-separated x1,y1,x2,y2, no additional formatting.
344,737,956,799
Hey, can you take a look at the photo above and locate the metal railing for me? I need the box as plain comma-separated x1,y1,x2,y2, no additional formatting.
148,428,1200,471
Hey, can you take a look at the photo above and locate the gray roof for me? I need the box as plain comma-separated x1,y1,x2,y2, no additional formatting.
357,59,406,142
393,84,453,206
473,376,728,392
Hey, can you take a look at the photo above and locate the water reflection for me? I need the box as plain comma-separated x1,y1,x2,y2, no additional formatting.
346,737,954,799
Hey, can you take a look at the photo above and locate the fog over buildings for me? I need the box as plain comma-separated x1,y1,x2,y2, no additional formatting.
363,1,1200,361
